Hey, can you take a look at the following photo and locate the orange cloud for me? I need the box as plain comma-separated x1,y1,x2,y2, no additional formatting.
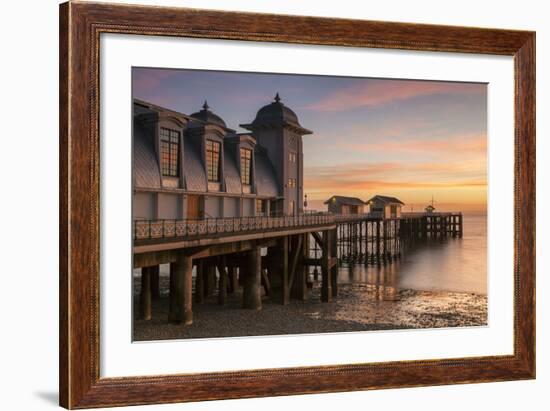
303,159,487,209
336,134,487,156
305,80,486,112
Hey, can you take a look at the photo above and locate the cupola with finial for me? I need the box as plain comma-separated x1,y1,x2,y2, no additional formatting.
190,100,228,128
240,92,312,135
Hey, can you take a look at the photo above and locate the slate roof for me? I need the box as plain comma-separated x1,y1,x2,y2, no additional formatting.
133,99,280,198
223,145,242,194
324,195,365,206
255,152,279,197
183,140,207,192
367,195,405,205
133,121,161,189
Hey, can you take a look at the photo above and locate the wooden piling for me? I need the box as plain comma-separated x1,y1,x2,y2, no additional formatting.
269,237,289,305
290,234,307,301
243,246,262,310
321,230,333,303
217,257,228,305
150,265,160,300
330,228,338,297
139,266,152,321
204,263,216,297
228,266,238,294
194,260,204,304
169,254,193,325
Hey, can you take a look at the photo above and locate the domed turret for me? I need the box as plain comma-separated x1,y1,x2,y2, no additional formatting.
241,93,311,134
254,92,299,124
190,101,227,128
240,93,313,216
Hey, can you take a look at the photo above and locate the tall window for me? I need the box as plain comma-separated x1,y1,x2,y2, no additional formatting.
160,127,180,177
289,200,295,215
287,178,296,188
256,199,265,215
206,139,221,182
288,152,296,163
240,148,252,185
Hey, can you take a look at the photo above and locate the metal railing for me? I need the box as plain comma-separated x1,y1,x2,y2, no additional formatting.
133,211,462,241
133,213,335,240
333,212,384,221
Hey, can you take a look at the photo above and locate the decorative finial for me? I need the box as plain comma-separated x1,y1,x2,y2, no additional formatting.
274,92,281,103
202,100,209,111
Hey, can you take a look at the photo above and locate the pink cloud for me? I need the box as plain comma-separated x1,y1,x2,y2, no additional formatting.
132,68,177,93
305,80,485,112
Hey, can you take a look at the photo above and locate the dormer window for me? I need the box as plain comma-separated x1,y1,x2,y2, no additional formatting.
206,139,221,182
160,127,180,177
240,148,252,185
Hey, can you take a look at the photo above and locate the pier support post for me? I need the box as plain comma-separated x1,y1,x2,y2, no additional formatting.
375,220,381,265
269,237,289,305
321,230,333,303
330,229,339,297
228,266,238,294
204,263,216,297
217,257,228,305
194,260,204,304
291,234,308,301
169,254,193,325
139,267,152,320
150,265,160,300
243,246,262,310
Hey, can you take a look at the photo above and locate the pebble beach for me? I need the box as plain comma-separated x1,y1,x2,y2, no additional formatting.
133,278,487,341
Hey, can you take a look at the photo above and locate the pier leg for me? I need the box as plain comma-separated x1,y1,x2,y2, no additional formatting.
169,254,193,325
243,246,262,310
261,268,271,296
291,235,308,301
269,237,289,305
169,263,177,313
321,230,333,303
217,257,228,306
330,229,339,297
228,266,238,294
194,260,204,304
139,267,152,320
150,265,160,300
375,220,381,265
204,263,216,297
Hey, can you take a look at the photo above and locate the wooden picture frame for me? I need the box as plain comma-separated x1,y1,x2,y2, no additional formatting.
59,1,535,408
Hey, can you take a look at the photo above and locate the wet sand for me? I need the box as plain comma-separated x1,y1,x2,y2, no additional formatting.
133,280,487,341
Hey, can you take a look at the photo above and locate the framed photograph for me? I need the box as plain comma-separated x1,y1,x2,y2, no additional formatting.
59,1,535,408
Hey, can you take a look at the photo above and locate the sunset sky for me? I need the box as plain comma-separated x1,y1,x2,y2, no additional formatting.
133,68,487,213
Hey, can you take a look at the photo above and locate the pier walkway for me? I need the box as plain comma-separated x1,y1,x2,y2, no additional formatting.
132,211,462,326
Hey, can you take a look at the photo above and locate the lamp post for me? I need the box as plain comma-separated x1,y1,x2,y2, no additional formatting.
303,194,308,214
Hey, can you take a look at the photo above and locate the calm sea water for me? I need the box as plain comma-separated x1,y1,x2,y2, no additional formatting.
337,213,487,295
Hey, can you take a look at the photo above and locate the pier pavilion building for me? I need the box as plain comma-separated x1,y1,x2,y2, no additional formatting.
133,93,312,222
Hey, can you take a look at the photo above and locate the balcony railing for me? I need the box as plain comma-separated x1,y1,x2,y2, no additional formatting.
133,213,335,240
333,212,384,221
